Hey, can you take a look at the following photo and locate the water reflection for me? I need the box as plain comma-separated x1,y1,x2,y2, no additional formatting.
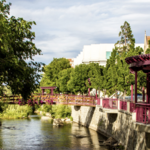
0,116,108,150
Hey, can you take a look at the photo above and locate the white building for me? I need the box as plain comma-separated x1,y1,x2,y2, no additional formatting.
73,43,144,67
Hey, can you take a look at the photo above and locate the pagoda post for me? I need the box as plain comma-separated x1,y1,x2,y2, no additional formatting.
131,85,133,101
42,89,45,95
135,71,137,103
51,89,53,95
147,73,149,103
96,90,97,99
142,87,145,102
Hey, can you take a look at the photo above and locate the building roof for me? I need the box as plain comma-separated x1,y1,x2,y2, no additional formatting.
147,36,150,44
68,58,74,62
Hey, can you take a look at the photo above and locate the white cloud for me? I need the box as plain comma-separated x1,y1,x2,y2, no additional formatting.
7,0,150,64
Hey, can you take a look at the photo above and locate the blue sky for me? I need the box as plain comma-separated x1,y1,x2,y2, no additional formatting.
7,0,150,65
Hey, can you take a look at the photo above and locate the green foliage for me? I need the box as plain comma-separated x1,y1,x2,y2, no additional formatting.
52,105,71,119
42,104,52,112
86,63,104,90
69,116,73,121
0,104,32,119
40,58,71,93
67,64,90,94
37,105,71,118
34,104,39,110
146,40,150,54
115,21,135,53
0,0,44,100
57,68,73,93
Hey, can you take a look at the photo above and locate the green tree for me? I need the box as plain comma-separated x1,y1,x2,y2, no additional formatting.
116,46,145,97
0,0,44,100
85,63,104,97
67,64,90,94
56,68,73,93
105,48,119,97
40,58,71,93
115,21,135,53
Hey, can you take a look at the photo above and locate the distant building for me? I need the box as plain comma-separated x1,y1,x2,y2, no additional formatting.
144,31,150,53
73,43,144,67
67,58,74,68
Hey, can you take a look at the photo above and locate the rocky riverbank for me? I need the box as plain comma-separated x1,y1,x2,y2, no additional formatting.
35,110,73,126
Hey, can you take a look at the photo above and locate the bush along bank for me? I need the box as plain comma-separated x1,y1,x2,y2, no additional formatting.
0,103,32,119
37,104,73,126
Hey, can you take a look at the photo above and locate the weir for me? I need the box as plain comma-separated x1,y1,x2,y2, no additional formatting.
71,105,150,150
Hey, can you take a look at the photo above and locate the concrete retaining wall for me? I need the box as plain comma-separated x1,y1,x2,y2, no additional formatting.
71,105,150,150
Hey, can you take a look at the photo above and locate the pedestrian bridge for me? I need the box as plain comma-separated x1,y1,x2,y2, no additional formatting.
1,93,150,125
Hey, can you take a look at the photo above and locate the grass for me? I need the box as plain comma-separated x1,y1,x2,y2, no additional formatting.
0,104,32,119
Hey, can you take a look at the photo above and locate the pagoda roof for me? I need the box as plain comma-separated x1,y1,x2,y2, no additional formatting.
125,54,150,72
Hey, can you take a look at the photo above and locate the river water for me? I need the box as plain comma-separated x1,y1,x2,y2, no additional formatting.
0,115,108,150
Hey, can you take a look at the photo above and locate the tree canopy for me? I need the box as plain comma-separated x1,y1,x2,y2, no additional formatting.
40,58,71,93
0,0,44,100
56,68,73,93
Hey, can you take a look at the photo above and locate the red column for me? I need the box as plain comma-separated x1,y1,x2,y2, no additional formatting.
96,90,97,99
142,87,145,102
131,85,133,101
135,71,137,103
42,89,45,95
51,89,53,95
88,88,90,96
147,73,149,103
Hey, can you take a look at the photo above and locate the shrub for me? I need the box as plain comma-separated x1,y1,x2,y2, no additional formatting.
0,104,32,119
52,105,71,118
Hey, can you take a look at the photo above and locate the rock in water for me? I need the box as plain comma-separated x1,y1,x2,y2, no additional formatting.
53,119,64,126
103,137,117,145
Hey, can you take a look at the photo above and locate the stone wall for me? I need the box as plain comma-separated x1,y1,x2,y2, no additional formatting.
71,105,150,150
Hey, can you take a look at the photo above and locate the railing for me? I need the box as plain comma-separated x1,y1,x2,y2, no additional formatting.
2,94,150,125
136,104,150,124
130,102,135,112
120,100,127,111
102,98,118,109
0,95,22,104
57,94,96,106
96,98,100,105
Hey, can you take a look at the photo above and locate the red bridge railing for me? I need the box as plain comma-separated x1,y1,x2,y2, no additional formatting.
2,94,150,125
102,98,118,109
120,100,127,111
136,104,150,124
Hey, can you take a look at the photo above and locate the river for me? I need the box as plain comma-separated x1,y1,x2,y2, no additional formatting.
0,115,109,150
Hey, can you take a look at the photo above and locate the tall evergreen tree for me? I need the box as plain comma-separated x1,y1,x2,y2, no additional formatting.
115,21,135,53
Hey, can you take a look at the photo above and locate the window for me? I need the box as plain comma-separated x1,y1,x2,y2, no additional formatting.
106,51,112,59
